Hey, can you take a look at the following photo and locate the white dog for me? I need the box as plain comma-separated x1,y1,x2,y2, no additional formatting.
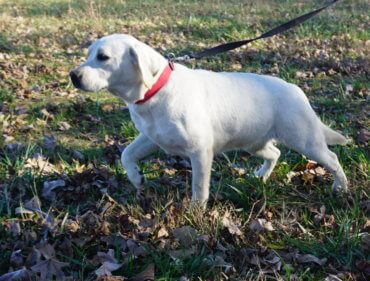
70,34,348,204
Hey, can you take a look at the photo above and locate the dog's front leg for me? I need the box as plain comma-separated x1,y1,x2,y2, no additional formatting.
189,149,214,205
121,133,158,193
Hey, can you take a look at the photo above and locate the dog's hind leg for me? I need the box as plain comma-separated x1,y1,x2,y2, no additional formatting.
121,133,158,192
252,141,281,182
283,129,348,192
302,144,348,192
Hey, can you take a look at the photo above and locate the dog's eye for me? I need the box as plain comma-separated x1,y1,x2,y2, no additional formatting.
97,53,110,61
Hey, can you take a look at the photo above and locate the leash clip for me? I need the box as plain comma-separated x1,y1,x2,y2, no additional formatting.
165,52,193,63
166,53,175,69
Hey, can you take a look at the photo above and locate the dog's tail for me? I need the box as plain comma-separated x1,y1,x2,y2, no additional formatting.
322,124,349,145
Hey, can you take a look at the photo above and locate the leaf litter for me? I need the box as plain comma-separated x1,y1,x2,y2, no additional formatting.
0,1,369,280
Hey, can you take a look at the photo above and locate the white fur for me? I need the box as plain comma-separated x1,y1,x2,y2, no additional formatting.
71,34,348,204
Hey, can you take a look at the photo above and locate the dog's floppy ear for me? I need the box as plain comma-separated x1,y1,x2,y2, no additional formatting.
129,45,154,89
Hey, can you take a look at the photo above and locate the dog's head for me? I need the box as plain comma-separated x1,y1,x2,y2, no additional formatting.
70,34,166,103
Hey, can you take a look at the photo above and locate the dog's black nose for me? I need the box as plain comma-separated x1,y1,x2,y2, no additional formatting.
69,69,82,88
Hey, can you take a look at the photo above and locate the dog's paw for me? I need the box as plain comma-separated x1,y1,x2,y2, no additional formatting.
254,167,270,183
127,169,145,190
331,181,349,193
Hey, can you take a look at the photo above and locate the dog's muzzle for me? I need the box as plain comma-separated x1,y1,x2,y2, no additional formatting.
69,69,83,89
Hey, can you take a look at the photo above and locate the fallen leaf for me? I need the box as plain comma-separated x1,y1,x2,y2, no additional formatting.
40,108,54,119
222,213,243,236
324,274,342,281
31,259,69,281
129,264,155,281
42,179,65,200
126,239,146,257
296,253,326,266
15,196,42,215
8,220,21,236
58,121,71,131
25,248,41,267
95,262,122,277
250,219,274,232
157,226,169,238
139,216,158,230
173,226,197,247
24,154,56,174
358,128,370,143
97,249,118,264
163,168,177,176
302,172,315,185
203,255,233,273
0,268,32,281
31,244,69,280
10,249,24,268
168,247,196,261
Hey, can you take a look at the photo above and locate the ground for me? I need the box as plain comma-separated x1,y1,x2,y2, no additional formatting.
0,0,369,280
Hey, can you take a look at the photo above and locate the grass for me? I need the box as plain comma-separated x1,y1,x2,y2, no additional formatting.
0,0,369,280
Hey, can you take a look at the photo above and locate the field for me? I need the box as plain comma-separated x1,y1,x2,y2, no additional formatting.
0,0,369,280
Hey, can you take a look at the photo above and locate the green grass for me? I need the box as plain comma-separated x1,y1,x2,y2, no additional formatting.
0,0,369,280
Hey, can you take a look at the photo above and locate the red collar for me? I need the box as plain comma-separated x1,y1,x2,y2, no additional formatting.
135,62,174,104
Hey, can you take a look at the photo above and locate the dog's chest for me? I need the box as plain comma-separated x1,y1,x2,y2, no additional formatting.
129,107,190,156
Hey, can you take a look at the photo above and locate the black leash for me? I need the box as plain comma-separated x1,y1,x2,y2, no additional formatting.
169,0,339,61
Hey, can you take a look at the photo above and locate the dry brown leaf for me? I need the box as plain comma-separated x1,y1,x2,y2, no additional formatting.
8,220,21,237
15,196,42,215
139,215,158,231
10,249,24,268
358,128,370,143
31,259,68,281
95,249,122,277
221,214,243,236
95,262,122,277
163,168,177,175
58,121,71,131
262,252,282,273
129,264,155,281
0,268,32,281
40,108,54,119
25,248,41,267
24,154,56,174
31,244,69,281
168,247,196,261
157,226,169,238
249,219,274,232
364,219,370,231
302,172,315,185
204,255,233,273
42,179,65,200
172,226,197,247
324,274,342,281
126,239,146,257
296,253,326,266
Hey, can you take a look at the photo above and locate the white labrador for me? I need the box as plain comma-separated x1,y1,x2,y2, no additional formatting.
70,34,348,204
